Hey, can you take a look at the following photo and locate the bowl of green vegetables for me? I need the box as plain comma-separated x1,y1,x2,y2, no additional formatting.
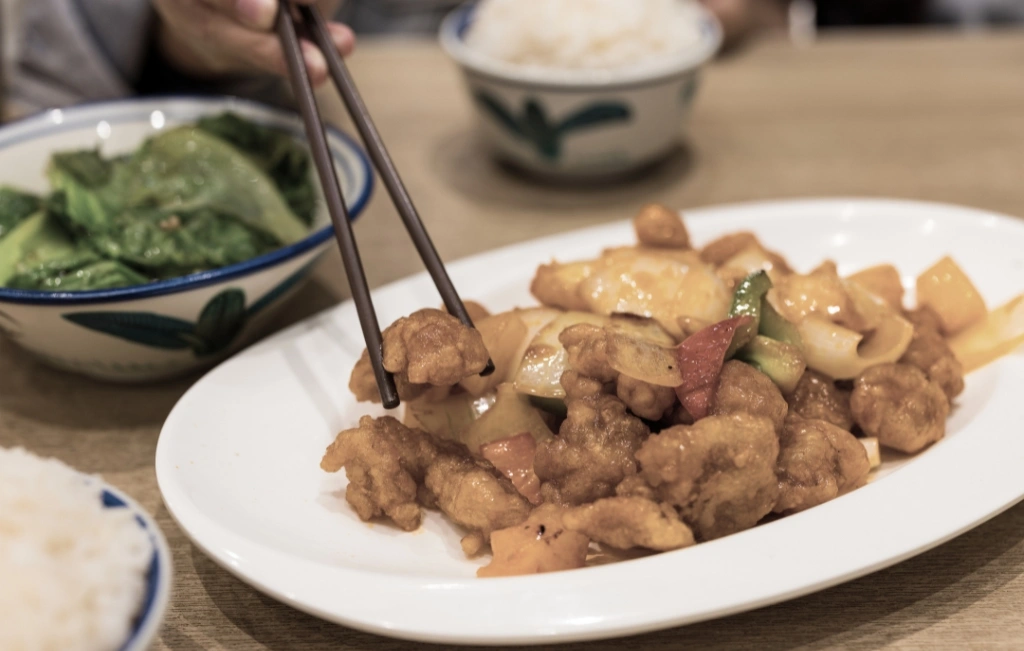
0,97,373,381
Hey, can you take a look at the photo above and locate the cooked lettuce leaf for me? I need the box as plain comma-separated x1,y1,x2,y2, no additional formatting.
0,208,144,291
0,210,75,285
0,112,317,292
196,112,317,225
84,209,278,279
7,249,148,291
50,127,309,247
0,187,42,241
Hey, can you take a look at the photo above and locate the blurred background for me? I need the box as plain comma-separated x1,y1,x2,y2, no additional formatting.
333,0,1024,35
3,0,1024,122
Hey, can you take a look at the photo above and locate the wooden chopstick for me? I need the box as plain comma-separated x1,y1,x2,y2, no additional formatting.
276,5,400,408
298,4,494,379
277,3,494,408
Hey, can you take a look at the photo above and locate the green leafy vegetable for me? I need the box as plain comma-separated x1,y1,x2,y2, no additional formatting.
196,112,317,225
0,209,147,291
8,253,149,291
0,187,42,241
51,150,114,187
0,113,318,293
79,208,277,278
0,210,76,285
50,127,309,246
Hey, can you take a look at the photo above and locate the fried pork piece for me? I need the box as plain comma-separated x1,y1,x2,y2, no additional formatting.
321,416,438,531
774,416,870,514
789,370,855,431
349,351,384,403
615,475,657,500
348,308,489,403
563,497,695,551
699,232,761,266
850,363,949,453
699,232,792,275
425,444,532,540
771,261,872,332
530,248,731,338
383,308,489,385
581,248,730,337
444,299,491,323
559,324,677,420
530,260,594,312
478,505,590,578
617,375,678,422
323,416,530,538
636,414,779,541
903,304,944,333
634,204,691,249
900,308,965,401
535,388,650,506
560,369,607,400
559,324,618,383
710,361,789,433
349,349,437,403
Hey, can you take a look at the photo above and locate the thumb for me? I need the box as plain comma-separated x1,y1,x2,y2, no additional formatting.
200,0,278,31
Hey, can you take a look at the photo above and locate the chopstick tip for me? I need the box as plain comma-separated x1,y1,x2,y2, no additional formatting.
480,359,496,377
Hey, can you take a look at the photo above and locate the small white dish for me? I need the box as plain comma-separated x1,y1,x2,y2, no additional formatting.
440,1,722,179
102,482,173,651
156,199,1024,645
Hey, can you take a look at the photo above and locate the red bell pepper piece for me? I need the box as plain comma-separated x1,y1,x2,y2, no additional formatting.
674,315,754,420
480,432,543,505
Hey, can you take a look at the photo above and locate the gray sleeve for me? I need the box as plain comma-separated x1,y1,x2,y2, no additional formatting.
10,0,154,113
9,0,294,115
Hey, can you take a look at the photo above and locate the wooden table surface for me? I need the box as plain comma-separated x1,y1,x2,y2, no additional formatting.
4,29,1024,650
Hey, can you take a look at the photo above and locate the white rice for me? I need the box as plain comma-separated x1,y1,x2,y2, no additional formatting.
0,447,153,651
465,0,706,71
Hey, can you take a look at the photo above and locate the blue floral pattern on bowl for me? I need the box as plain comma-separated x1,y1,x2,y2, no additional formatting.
63,261,313,356
473,91,632,160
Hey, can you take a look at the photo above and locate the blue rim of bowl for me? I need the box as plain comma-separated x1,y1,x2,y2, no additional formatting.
0,96,374,306
99,484,173,651
440,1,723,91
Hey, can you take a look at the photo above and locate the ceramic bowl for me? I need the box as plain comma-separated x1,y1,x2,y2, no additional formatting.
440,1,722,179
0,97,372,381
101,483,173,651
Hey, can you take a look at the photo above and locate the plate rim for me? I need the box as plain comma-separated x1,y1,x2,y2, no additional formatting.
99,481,174,651
155,197,1024,645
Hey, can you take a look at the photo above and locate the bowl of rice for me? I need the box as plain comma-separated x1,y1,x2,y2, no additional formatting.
0,447,172,651
440,0,722,179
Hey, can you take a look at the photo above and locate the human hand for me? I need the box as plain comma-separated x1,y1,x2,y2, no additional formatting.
153,0,355,86
700,0,755,47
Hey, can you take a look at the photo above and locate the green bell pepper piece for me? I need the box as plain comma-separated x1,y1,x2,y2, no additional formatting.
736,335,807,394
727,270,773,355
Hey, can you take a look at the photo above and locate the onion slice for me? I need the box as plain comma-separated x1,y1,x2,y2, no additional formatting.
797,312,914,380
949,293,1024,373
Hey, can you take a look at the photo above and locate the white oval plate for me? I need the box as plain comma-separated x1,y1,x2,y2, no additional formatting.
156,199,1024,645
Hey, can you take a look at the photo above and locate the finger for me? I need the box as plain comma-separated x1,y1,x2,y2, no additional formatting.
327,22,356,57
200,0,277,31
299,39,329,86
190,6,329,84
235,0,277,30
